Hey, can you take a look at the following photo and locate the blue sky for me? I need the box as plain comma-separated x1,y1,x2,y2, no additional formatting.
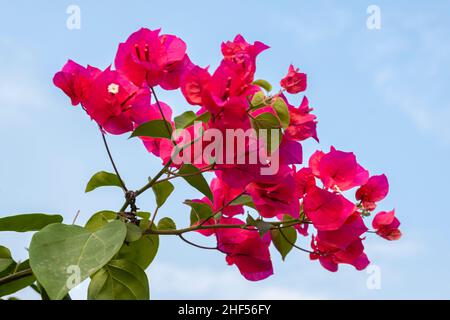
1,0,449,299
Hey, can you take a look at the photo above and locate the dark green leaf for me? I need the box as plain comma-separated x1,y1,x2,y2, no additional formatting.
0,214,63,233
157,217,176,231
178,164,213,202
174,111,197,129
29,221,126,300
85,171,123,193
272,97,290,129
130,120,173,139
253,79,273,92
88,259,149,300
85,211,117,232
271,226,297,260
136,212,151,220
152,181,174,207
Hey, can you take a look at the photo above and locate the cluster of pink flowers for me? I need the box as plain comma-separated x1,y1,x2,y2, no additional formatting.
54,28,401,281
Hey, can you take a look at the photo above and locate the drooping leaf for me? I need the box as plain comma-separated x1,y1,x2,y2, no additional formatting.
271,226,297,260
253,79,273,92
84,211,117,232
174,111,197,129
85,171,123,192
130,119,173,139
29,221,126,300
0,260,36,298
157,217,177,231
0,214,63,233
178,164,213,202
152,181,174,207
88,259,149,300
272,97,290,129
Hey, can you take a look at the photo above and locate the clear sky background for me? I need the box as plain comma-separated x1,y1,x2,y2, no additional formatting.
0,0,449,299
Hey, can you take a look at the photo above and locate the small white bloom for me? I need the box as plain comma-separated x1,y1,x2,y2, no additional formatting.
108,83,120,94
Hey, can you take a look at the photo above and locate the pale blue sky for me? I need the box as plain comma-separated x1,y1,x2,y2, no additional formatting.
0,0,449,299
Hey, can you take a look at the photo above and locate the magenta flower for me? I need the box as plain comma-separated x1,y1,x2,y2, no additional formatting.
303,186,356,231
280,64,307,94
372,210,402,241
356,174,389,210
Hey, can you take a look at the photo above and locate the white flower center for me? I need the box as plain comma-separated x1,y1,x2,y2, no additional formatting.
108,83,119,94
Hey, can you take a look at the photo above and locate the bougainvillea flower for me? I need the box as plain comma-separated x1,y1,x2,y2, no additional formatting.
53,60,100,106
210,176,245,217
294,167,316,196
280,64,307,94
313,147,369,191
246,168,299,218
82,67,151,135
115,28,190,89
316,214,368,250
216,217,273,281
310,236,370,272
356,174,389,211
285,96,319,142
303,186,356,231
221,34,269,84
372,210,402,241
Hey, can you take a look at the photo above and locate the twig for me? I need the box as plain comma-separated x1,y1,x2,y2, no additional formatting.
101,131,128,192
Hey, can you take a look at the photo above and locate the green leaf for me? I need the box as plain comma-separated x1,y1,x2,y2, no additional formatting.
174,111,197,129
196,111,211,123
178,164,213,202
271,226,297,260
230,195,255,209
125,224,142,243
29,221,126,300
157,217,176,231
116,232,159,270
0,214,63,233
185,200,213,225
130,120,173,139
85,171,123,193
152,181,174,207
272,97,290,129
88,259,149,300
0,260,36,298
253,79,273,92
251,113,282,154
0,246,14,273
246,215,272,237
136,212,151,220
85,211,117,232
251,91,265,107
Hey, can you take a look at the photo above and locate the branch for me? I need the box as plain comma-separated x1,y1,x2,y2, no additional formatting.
0,268,33,286
101,131,128,192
